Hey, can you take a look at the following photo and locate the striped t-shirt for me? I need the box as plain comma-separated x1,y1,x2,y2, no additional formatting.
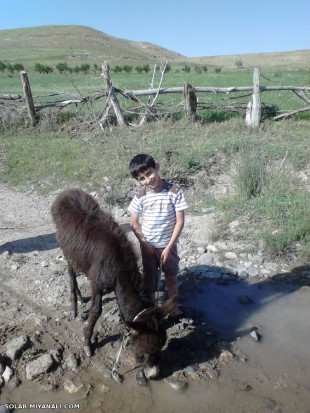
128,180,189,248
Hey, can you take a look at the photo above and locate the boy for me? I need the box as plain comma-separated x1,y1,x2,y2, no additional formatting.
128,153,188,317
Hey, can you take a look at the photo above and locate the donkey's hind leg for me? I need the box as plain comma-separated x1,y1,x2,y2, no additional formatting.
68,267,81,319
83,290,103,357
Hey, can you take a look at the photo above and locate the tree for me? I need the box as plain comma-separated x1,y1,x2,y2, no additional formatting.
135,66,143,74
215,67,222,74
183,65,191,73
202,65,208,73
235,59,243,69
56,62,69,74
142,64,150,73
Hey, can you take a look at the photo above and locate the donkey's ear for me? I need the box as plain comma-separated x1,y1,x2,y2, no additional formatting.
125,320,143,334
157,295,179,318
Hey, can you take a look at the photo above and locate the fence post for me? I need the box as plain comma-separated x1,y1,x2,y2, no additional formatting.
184,82,197,120
245,68,261,129
20,71,37,126
101,62,126,127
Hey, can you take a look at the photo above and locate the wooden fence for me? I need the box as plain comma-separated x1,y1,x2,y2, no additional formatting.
1,63,310,130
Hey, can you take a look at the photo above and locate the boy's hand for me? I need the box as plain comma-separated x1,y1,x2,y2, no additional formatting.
161,246,172,263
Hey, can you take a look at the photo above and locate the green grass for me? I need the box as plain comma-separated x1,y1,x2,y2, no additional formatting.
1,67,309,124
1,64,310,260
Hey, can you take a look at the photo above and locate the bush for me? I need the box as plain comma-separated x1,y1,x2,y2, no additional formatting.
34,63,53,74
13,63,24,71
80,64,90,74
202,65,208,73
113,66,122,73
0,61,6,72
215,67,222,74
183,65,191,73
123,65,133,73
165,64,172,73
232,145,267,199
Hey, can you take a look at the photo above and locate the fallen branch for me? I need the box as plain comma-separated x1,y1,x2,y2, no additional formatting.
0,94,23,100
271,106,310,121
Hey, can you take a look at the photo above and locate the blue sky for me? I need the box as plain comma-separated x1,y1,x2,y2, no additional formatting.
1,0,309,57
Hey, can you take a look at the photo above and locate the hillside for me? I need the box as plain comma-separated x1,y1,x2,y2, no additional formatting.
0,25,309,68
0,25,184,65
191,49,310,69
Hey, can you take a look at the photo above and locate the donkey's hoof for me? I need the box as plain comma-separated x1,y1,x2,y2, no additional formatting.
84,345,92,357
70,309,77,319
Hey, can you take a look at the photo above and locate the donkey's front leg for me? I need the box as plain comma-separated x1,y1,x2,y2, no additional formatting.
68,267,80,319
83,291,103,356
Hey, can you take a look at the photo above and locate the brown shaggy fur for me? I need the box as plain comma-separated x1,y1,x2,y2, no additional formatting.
51,188,177,370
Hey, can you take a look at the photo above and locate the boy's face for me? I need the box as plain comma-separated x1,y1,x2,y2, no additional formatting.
136,163,163,192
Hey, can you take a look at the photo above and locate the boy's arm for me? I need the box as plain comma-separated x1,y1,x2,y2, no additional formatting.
161,210,185,263
130,213,155,256
130,213,147,243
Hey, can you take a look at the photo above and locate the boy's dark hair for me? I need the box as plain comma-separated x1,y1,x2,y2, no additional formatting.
129,154,156,178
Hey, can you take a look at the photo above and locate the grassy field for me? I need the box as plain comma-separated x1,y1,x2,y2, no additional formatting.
1,66,309,118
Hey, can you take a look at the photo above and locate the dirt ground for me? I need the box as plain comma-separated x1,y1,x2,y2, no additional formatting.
0,183,308,403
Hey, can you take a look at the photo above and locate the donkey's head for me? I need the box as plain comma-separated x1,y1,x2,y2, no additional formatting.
126,295,178,379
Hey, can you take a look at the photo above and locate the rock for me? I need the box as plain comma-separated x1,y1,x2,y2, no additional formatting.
50,349,62,364
250,330,261,342
164,377,188,392
2,366,14,383
63,353,78,371
207,244,218,253
228,220,240,230
1,251,10,259
184,364,199,373
219,350,234,364
99,383,109,393
114,208,126,219
265,263,279,273
198,252,219,266
197,247,205,255
136,369,147,386
248,267,259,277
64,379,84,394
225,252,238,259
26,353,54,380
201,207,216,214
7,375,21,391
5,335,30,360
247,254,263,265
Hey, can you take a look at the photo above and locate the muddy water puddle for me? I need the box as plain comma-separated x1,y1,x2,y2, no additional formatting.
2,279,310,413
